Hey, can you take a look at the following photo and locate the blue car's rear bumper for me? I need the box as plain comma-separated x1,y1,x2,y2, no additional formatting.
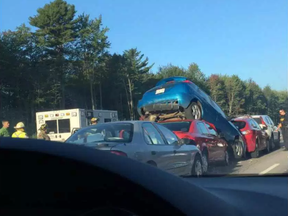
137,93,193,115
141,100,180,113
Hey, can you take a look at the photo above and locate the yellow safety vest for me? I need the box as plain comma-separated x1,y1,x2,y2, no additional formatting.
12,131,28,138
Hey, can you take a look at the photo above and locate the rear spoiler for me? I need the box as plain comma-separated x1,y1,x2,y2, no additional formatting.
156,76,191,86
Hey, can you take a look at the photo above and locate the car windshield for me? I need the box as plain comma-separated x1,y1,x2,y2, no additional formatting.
159,122,192,132
66,123,134,144
231,121,246,130
1,0,287,179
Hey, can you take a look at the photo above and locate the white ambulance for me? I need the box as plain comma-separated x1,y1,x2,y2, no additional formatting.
36,109,118,142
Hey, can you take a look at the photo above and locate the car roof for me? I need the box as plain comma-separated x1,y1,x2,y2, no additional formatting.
158,119,195,123
232,117,250,121
77,120,152,130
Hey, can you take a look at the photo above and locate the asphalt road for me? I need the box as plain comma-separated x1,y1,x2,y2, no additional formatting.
207,142,288,176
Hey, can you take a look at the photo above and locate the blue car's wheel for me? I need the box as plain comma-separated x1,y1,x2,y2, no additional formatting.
233,139,244,159
185,102,202,120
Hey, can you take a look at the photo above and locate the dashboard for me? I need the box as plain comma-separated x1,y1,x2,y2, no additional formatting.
188,177,288,216
0,138,287,216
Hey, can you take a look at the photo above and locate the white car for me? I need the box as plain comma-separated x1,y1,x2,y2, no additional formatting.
251,115,280,148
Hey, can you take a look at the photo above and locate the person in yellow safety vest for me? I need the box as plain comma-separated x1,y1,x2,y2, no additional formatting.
11,122,29,138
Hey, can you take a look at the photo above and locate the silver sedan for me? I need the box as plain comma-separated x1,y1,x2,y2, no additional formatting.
66,121,203,177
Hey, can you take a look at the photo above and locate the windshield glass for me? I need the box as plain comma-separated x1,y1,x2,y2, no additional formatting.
231,121,246,130
66,123,134,144
1,0,287,178
159,121,192,132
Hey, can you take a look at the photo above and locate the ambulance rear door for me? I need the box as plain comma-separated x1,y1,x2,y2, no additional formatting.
39,109,81,142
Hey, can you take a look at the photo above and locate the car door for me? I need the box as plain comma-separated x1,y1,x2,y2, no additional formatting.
265,116,277,140
263,116,272,128
263,115,273,136
196,122,216,162
267,116,279,141
204,122,226,162
141,122,175,173
155,124,192,176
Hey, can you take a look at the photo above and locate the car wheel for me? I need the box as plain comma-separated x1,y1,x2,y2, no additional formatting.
201,152,209,173
233,140,243,160
191,155,203,177
251,140,259,158
185,102,202,120
265,139,271,153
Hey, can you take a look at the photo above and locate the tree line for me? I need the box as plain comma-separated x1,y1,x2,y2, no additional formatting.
0,0,287,135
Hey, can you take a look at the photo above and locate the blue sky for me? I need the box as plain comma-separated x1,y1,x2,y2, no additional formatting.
1,0,287,90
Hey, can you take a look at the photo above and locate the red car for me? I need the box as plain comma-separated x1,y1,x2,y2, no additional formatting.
231,117,269,158
158,119,229,173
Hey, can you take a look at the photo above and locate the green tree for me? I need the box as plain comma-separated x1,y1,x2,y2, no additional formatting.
208,74,226,110
122,48,154,120
157,64,186,78
244,79,267,115
263,85,280,122
29,0,80,108
73,14,110,109
223,75,246,116
0,24,48,134
186,63,209,93
101,54,128,119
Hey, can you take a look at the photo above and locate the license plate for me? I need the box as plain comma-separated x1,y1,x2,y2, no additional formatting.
155,88,165,94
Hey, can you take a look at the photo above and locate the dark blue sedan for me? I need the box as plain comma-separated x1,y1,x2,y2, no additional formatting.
137,76,246,159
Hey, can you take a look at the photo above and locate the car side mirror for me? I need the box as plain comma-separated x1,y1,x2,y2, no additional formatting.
178,138,193,145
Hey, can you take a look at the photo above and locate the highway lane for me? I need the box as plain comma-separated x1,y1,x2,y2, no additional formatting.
207,143,288,176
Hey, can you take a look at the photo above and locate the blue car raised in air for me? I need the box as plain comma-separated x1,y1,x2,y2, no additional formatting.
137,76,246,159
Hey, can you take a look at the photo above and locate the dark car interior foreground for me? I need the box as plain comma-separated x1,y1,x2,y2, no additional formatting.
0,138,287,216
